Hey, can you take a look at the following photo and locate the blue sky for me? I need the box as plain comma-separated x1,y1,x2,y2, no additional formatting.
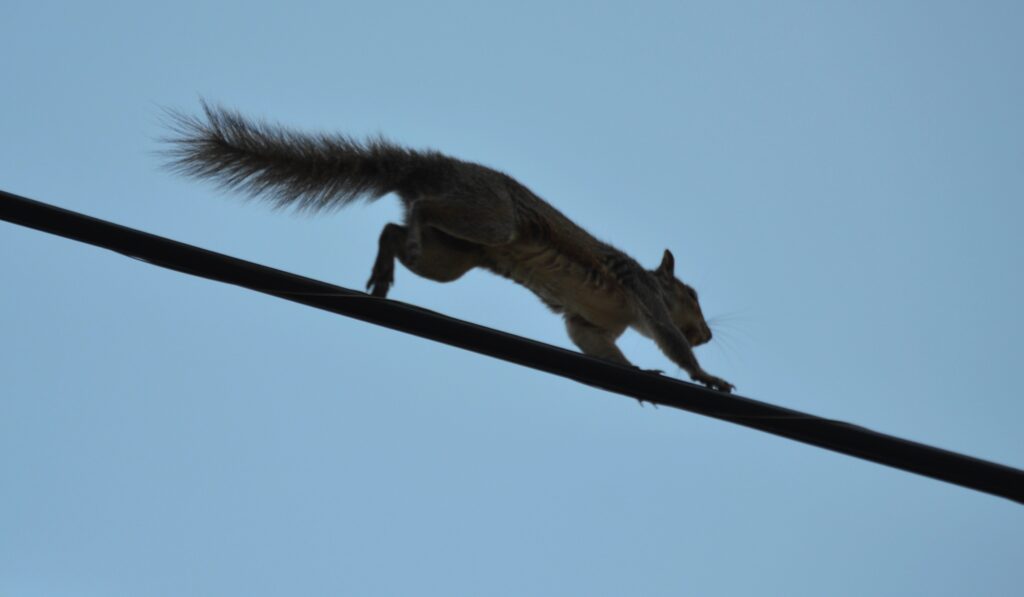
2,1,1022,595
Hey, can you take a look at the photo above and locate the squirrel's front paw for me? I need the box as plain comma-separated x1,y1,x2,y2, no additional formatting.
691,371,734,393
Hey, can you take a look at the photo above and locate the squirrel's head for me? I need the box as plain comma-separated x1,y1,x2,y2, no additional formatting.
653,249,713,347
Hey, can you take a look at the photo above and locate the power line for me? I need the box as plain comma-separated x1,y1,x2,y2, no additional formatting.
2,188,1022,504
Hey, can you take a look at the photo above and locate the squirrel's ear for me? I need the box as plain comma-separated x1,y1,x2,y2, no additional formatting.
656,249,675,277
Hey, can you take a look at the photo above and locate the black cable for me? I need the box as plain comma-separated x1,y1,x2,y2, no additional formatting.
2,188,1022,504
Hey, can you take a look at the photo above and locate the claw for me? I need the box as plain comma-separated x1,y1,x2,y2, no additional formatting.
632,366,664,376
365,265,393,298
692,370,734,393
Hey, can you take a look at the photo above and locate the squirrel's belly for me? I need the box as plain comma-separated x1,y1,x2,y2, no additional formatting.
483,245,632,328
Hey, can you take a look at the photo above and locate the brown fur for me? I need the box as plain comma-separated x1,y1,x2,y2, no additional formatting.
163,102,733,392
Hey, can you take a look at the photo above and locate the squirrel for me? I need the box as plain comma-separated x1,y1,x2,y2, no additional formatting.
162,102,734,392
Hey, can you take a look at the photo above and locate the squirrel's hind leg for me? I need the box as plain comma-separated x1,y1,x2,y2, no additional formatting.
404,194,516,261
367,223,479,297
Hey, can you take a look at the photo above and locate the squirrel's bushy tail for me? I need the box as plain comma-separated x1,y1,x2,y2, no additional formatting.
161,101,446,212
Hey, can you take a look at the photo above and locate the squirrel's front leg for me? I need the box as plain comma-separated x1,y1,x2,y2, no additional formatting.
648,315,734,392
565,315,632,366
627,278,734,393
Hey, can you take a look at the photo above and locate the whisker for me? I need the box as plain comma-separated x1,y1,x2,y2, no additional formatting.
706,328,739,366
709,318,756,345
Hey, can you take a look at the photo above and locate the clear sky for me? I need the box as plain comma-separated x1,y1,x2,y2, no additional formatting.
2,1,1022,595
